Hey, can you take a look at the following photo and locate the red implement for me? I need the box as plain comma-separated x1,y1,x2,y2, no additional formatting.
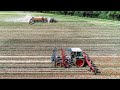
82,51,100,74
61,48,70,68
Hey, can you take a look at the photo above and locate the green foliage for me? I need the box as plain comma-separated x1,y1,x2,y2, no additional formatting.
34,11,120,21
73,11,84,17
99,11,109,19
115,11,120,20
92,11,101,18
107,11,116,20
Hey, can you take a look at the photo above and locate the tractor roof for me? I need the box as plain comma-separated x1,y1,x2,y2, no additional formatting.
69,48,82,52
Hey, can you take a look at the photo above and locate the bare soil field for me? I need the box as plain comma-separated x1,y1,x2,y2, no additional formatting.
0,12,120,79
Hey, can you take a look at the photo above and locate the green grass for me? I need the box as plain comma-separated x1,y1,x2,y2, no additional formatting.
0,11,120,26
0,11,120,36
0,11,120,32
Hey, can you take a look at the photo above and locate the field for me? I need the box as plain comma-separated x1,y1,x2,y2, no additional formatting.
0,11,120,79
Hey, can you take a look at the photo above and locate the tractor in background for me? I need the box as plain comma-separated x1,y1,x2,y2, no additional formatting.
29,17,47,24
48,18,57,23
51,47,101,75
29,17,57,25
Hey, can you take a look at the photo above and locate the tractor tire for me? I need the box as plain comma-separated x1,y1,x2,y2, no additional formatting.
54,60,61,68
56,62,61,67
75,59,85,67
29,19,35,25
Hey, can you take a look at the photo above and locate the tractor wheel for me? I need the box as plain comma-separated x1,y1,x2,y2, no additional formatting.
54,61,60,67
29,19,35,25
56,62,61,66
75,59,85,67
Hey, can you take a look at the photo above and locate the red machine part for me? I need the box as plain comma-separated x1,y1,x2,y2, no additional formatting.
61,48,70,68
82,51,100,74
76,59,84,67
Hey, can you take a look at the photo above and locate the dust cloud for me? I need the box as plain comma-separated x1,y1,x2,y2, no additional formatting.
4,13,33,22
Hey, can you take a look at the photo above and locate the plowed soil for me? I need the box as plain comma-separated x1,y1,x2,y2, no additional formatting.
0,12,120,79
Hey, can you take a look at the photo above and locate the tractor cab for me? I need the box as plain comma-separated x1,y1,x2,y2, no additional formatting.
67,48,85,67
68,48,84,59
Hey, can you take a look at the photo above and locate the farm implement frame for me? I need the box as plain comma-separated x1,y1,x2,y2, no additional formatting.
51,47,101,75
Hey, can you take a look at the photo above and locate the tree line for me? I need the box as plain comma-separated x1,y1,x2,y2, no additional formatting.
38,11,120,21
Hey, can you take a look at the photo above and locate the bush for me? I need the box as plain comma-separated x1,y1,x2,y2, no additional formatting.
99,11,109,19
92,11,101,18
107,11,116,20
34,11,120,21
74,11,84,17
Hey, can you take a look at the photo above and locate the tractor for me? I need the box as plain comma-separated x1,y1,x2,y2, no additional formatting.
49,18,57,23
51,47,101,75
29,17,48,25
29,17,57,25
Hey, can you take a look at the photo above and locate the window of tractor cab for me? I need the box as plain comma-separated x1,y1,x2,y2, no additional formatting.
71,52,75,58
70,52,82,58
77,52,82,56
